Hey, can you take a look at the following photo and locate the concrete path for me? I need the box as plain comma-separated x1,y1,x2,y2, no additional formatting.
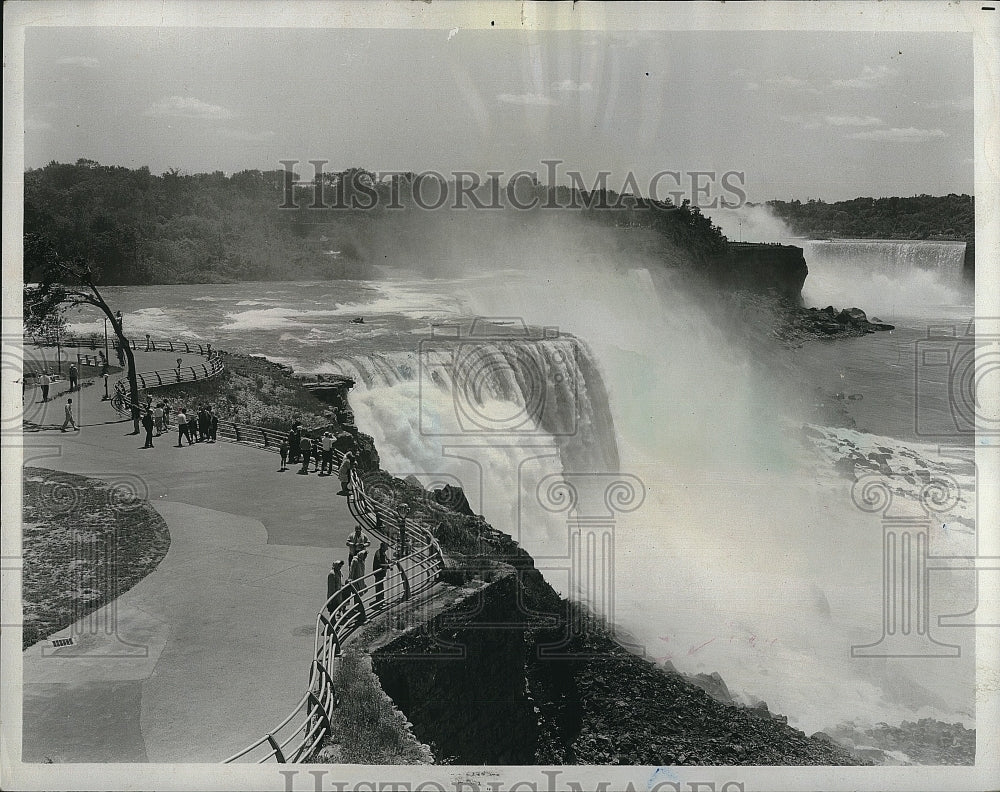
20,347,360,762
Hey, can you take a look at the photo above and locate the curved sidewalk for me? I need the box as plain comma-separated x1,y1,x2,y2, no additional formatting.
20,349,361,762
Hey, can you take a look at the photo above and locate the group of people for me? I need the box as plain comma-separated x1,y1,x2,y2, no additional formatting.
136,398,219,449
326,525,396,614
277,422,356,492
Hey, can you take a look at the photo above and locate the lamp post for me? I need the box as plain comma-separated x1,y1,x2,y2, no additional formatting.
104,316,110,363
114,311,124,366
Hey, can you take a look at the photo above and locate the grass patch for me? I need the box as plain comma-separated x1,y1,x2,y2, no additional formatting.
312,646,433,764
21,467,171,649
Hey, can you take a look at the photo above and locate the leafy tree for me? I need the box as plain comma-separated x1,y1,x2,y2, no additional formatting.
24,233,141,433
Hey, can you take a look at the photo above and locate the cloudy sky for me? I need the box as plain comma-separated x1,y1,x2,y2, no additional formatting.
23,25,973,202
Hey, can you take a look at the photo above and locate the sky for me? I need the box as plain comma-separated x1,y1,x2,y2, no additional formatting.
22,25,974,203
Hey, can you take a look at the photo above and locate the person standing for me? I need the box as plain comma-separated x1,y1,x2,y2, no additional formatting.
162,400,171,429
278,439,289,471
61,398,78,432
320,431,335,475
68,363,78,392
198,405,210,441
349,549,367,582
337,451,354,496
188,409,200,442
208,406,219,442
141,409,155,448
176,408,191,446
372,542,391,607
288,425,300,464
40,371,50,402
299,433,312,474
327,559,345,613
153,402,164,435
346,525,370,563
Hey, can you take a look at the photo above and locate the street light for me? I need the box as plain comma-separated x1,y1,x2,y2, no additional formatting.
114,311,124,366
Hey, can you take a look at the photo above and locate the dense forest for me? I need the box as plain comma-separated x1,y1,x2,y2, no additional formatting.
24,159,727,285
766,194,973,242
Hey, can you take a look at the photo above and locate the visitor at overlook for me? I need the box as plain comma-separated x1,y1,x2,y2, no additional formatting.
320,431,334,475
347,525,370,563
162,400,171,428
68,363,78,392
372,542,392,606
337,451,355,496
299,433,312,474
61,398,78,432
278,439,289,471
198,405,210,442
141,409,155,449
288,423,301,464
208,406,218,442
349,549,367,582
327,559,345,612
40,371,50,402
176,408,193,446
187,409,200,442
153,403,164,435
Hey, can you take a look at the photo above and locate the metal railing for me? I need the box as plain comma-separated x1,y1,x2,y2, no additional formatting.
31,332,214,357
111,351,225,414
223,466,443,763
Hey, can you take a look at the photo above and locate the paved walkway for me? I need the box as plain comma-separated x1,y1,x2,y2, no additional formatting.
20,346,360,762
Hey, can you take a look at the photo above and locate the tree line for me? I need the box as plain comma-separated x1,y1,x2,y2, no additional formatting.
24,159,729,285
765,194,973,242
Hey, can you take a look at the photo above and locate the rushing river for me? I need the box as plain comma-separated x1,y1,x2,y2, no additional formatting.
63,240,978,736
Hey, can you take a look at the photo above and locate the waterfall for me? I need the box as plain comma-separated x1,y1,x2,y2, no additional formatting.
800,239,970,319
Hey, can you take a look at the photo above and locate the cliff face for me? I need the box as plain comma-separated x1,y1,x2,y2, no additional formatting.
717,242,809,302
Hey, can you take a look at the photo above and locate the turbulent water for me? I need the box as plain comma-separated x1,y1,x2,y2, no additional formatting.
63,238,979,736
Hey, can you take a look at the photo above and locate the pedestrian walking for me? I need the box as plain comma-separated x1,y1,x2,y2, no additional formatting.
346,525,371,563
278,439,289,471
327,560,345,612
373,542,391,607
188,409,200,442
208,406,218,442
162,400,171,428
153,402,164,435
299,433,312,474
337,451,354,495
141,409,155,448
61,398,78,432
288,424,301,464
40,371,50,402
102,372,110,400
68,363,78,392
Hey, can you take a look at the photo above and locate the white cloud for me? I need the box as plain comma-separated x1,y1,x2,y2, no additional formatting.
780,114,821,130
831,65,897,89
217,128,275,142
24,118,52,132
144,96,233,120
553,79,593,93
825,115,883,127
744,81,760,92
764,75,819,93
848,127,948,143
55,56,99,68
497,92,556,106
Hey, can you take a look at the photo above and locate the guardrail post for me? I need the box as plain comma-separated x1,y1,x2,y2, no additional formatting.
266,734,286,763
189,366,197,380
202,364,209,377
155,371,162,386
307,691,333,735
318,613,342,656
139,374,146,389
184,342,191,353
235,425,242,442
395,562,411,601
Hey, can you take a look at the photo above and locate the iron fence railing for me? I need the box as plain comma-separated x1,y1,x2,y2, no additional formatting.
222,465,443,763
